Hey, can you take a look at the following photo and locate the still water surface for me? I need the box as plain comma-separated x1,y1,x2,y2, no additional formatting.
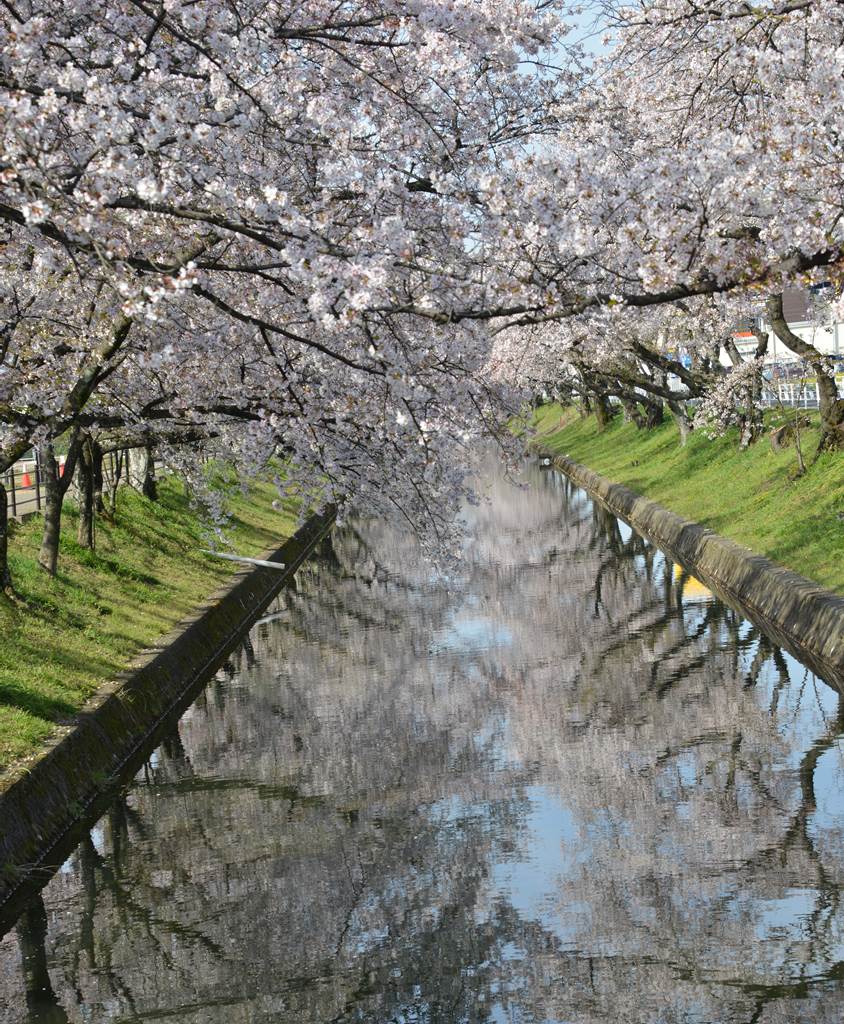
2,464,844,1023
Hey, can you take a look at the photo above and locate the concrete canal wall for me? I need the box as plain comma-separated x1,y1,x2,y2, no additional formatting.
552,455,844,689
0,509,335,914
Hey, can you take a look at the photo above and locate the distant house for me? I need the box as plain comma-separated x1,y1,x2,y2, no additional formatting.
729,287,843,367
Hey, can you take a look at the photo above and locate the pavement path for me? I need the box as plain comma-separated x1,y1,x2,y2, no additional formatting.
6,484,41,518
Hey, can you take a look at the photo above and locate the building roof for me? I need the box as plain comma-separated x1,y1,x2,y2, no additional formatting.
781,288,811,324
733,288,812,338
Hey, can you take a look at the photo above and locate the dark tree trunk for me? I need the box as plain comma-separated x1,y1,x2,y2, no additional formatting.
767,293,844,452
643,397,664,428
619,393,664,430
0,478,12,595
92,440,105,516
104,448,125,515
744,330,769,448
37,434,81,575
38,443,62,576
593,391,616,432
620,396,646,428
142,443,158,501
77,437,95,550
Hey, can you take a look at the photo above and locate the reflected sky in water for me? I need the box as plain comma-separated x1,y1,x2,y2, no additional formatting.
2,462,844,1023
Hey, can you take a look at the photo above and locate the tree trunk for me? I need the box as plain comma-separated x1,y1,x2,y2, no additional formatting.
766,293,844,452
745,330,769,446
38,443,62,576
142,443,158,501
622,393,664,429
0,478,12,595
593,390,616,432
620,396,646,428
92,440,106,516
38,432,82,575
76,438,95,550
668,399,693,445
724,332,768,448
643,397,664,428
104,449,125,515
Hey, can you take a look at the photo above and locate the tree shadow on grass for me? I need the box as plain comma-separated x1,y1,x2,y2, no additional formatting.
763,515,844,591
225,512,283,549
61,548,162,588
0,677,77,724
0,581,88,632
107,517,202,561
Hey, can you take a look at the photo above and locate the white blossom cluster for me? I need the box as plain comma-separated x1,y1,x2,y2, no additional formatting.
491,0,844,439
0,0,571,542
1,0,842,547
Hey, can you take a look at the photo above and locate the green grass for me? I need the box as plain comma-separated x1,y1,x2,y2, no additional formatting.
532,404,844,594
0,473,299,773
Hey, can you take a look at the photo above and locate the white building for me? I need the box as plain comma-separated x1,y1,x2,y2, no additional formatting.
730,288,844,368
723,290,844,406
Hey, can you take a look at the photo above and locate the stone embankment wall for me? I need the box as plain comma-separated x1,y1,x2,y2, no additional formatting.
0,509,335,914
552,456,844,689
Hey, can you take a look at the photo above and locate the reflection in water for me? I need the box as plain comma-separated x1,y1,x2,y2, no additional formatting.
1,464,844,1023
13,897,67,1024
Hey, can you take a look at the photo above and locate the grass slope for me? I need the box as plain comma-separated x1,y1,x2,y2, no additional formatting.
534,404,844,594
0,473,298,773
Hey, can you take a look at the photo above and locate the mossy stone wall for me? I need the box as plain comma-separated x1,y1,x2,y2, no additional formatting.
0,510,334,914
553,456,844,689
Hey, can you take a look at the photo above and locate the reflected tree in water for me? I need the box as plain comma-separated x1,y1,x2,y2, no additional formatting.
1,466,843,1023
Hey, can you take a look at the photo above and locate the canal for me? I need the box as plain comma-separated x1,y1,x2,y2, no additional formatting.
1,463,843,1023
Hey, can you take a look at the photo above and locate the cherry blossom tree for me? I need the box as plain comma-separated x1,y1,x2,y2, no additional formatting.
3,0,844,595
494,0,844,449
0,0,575,587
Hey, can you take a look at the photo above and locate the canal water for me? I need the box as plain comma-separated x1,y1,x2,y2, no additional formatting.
1,464,843,1023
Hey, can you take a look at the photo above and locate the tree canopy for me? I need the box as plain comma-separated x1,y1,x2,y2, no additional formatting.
2,0,842,574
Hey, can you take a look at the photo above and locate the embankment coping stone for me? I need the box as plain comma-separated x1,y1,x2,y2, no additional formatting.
0,508,335,918
551,455,844,689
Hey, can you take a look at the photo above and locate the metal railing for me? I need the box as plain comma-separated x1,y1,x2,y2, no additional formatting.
4,456,46,519
760,383,820,409
4,450,153,521
759,378,844,410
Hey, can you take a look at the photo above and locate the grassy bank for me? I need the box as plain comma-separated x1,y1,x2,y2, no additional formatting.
533,404,844,594
0,474,298,773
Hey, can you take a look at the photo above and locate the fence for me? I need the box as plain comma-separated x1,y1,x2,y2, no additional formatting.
4,450,153,522
759,377,844,410
4,457,48,520
760,382,820,410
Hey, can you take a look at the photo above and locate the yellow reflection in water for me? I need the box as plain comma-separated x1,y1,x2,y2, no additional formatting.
673,563,713,603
